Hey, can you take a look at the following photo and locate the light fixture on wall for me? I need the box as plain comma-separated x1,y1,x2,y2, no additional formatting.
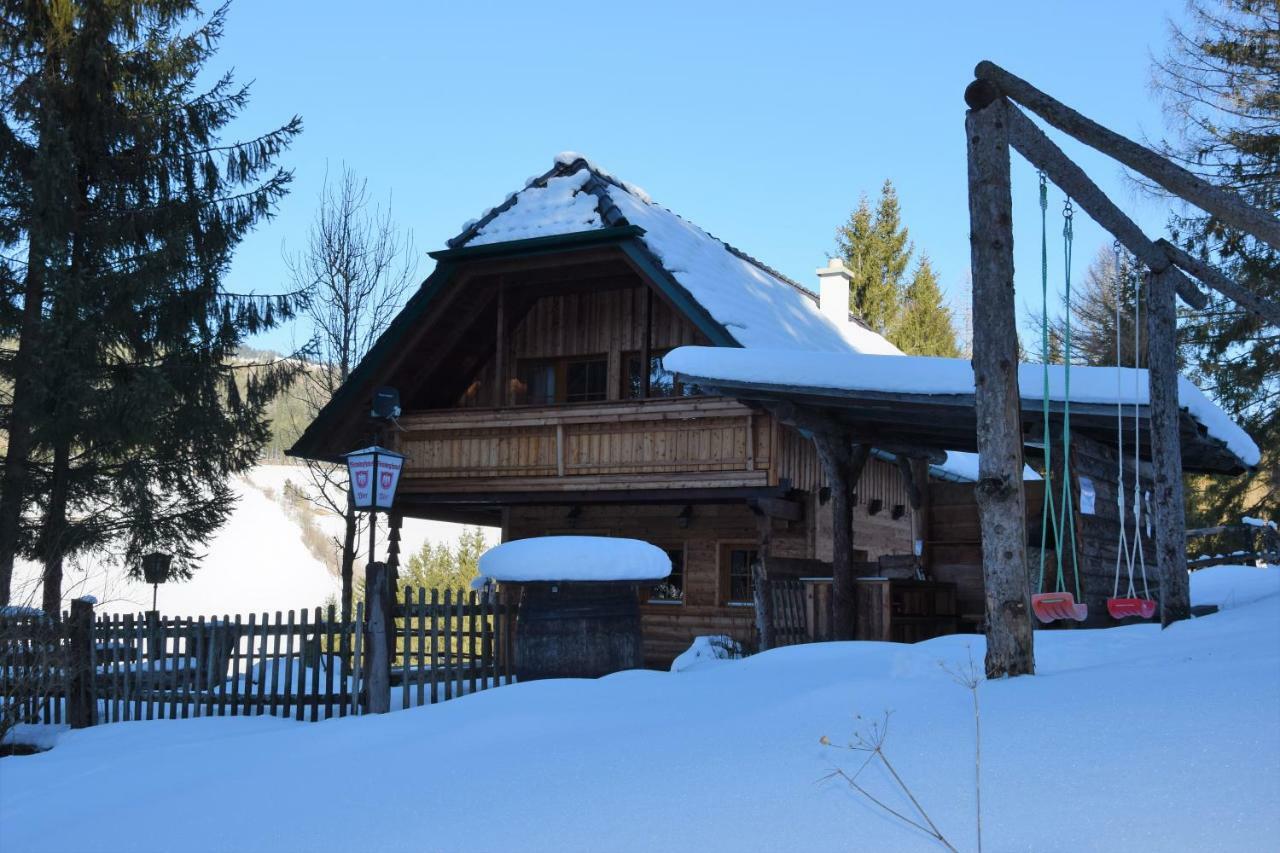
867,499,883,516
566,505,582,528
818,486,831,505
678,505,693,528
891,504,906,520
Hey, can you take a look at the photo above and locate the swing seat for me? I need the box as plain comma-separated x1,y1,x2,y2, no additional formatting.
1032,592,1088,624
1107,597,1157,620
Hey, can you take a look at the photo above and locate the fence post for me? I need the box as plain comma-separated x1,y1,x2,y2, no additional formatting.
362,561,391,714
68,598,97,729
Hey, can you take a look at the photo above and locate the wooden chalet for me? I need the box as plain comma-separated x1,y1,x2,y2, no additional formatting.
290,154,946,665
290,153,1258,666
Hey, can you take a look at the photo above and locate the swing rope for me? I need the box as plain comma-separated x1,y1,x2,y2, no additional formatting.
1036,174,1083,603
1112,246,1151,602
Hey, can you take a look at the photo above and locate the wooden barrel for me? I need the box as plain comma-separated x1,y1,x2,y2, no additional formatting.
513,581,643,681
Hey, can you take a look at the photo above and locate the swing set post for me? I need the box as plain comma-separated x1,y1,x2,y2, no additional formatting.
964,80,1035,679
1146,269,1192,626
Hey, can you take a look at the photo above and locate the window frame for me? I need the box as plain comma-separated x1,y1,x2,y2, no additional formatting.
513,354,609,406
645,542,686,605
719,541,760,607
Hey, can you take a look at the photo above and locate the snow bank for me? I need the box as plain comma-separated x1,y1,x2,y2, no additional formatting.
479,536,671,582
670,635,744,672
665,346,1261,468
1191,564,1280,609
2,565,1276,853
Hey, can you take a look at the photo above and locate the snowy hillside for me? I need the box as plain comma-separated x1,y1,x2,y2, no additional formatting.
10,465,497,618
2,565,1276,852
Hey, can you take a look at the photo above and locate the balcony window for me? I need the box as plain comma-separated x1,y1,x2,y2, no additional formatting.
514,356,607,405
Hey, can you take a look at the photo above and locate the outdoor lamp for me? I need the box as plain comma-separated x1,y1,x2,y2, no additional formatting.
343,445,406,511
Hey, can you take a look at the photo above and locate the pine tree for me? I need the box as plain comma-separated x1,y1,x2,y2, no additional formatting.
890,255,960,356
1034,245,1148,368
835,180,913,334
0,3,302,609
1154,0,1278,525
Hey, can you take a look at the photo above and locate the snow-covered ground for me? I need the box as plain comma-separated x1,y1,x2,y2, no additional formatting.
2,565,1276,853
9,464,497,618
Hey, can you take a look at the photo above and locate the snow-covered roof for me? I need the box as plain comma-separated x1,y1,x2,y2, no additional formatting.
452,154,900,355
664,346,1261,470
479,536,672,583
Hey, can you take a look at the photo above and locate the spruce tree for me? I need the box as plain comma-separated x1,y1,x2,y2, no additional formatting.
1154,0,1278,524
891,255,960,357
0,3,302,609
835,180,913,334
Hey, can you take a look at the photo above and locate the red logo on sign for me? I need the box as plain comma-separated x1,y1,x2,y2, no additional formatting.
380,471,392,489
356,471,369,489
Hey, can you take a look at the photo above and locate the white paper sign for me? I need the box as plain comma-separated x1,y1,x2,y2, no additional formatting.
348,455,375,508
374,454,403,509
1078,476,1096,515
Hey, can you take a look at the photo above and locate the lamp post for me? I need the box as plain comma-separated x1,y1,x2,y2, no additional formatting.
344,445,406,566
141,552,172,613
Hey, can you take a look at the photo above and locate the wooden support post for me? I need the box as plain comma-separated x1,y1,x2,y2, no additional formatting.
751,508,775,652
640,287,652,399
814,435,870,640
1146,270,1192,626
964,81,1035,678
67,598,96,729
493,281,506,408
975,60,1280,251
908,456,932,568
362,561,391,714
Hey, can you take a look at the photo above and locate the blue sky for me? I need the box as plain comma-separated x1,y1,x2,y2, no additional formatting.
219,0,1193,354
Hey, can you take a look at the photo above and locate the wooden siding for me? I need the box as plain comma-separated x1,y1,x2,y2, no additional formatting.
395,399,772,493
814,456,916,562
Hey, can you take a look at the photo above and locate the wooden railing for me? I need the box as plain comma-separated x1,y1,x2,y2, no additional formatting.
394,398,770,491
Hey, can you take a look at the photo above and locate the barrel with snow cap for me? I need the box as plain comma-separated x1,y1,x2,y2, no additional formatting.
478,536,671,681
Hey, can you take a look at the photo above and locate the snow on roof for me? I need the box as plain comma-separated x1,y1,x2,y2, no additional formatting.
932,450,1041,483
479,536,672,583
451,155,899,354
664,346,1261,469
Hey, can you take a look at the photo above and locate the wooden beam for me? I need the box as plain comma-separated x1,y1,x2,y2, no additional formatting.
640,287,652,399
895,455,923,510
909,456,931,567
751,511,775,652
1004,105,1209,309
975,60,1280,251
493,280,506,408
813,435,869,641
1146,269,1192,626
963,82,1035,679
752,496,803,522
1156,238,1280,327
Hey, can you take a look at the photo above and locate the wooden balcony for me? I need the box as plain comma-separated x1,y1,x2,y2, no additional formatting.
394,398,773,494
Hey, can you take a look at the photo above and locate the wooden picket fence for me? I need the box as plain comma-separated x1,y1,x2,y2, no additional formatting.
392,587,515,709
1,585,515,730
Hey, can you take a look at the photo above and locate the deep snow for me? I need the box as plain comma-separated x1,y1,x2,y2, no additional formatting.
1,565,1276,853
479,536,672,582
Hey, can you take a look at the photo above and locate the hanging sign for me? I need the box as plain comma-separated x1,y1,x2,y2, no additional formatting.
1078,476,1096,515
344,446,406,511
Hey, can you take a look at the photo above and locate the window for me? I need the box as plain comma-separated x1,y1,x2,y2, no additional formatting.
623,351,698,399
514,356,607,405
565,358,608,403
516,361,556,406
648,545,685,603
721,545,759,605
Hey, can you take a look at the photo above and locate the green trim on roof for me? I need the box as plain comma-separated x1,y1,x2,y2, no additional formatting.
429,225,645,262
618,239,740,348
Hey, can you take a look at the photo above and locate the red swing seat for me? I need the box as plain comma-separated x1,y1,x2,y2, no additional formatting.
1107,597,1156,620
1032,592,1088,624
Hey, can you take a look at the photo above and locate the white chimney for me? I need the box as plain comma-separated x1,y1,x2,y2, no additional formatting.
817,257,852,327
